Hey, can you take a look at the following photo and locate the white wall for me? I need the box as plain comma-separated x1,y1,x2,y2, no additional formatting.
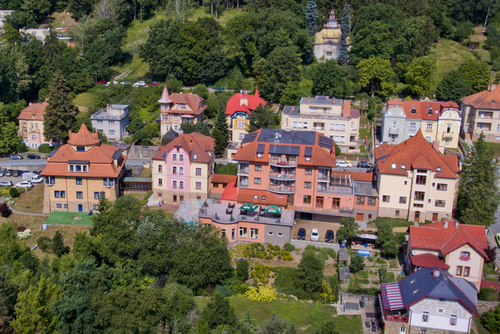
409,298,472,333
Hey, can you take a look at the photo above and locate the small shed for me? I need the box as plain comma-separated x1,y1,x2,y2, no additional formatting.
339,267,350,285
338,248,349,264
119,177,152,192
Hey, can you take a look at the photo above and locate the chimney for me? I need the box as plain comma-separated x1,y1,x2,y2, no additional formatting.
432,269,440,278
432,140,440,152
307,97,311,103
444,219,448,228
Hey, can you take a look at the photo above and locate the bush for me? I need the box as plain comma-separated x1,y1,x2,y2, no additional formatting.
236,259,249,283
214,285,232,297
0,202,11,217
244,285,277,302
479,288,500,301
16,142,28,153
52,231,70,257
38,144,52,153
350,253,365,273
143,190,152,200
9,188,18,198
16,187,26,194
38,236,52,252
123,137,132,144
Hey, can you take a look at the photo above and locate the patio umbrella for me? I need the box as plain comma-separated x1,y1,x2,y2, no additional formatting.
240,203,258,211
264,205,282,214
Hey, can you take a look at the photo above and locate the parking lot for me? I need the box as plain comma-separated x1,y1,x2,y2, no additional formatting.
292,219,342,243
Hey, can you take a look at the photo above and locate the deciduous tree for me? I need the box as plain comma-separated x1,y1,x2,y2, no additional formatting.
336,217,358,245
295,253,324,294
435,70,472,103
459,59,491,94
312,60,355,97
405,55,436,97
357,57,394,97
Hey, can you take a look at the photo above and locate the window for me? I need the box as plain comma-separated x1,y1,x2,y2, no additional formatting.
382,195,390,203
172,154,177,161
94,192,100,199
395,210,400,217
401,164,406,170
250,228,259,239
254,177,261,184
392,163,396,169
179,167,184,175
456,266,463,275
435,200,446,207
109,120,115,125
292,121,297,128
173,195,177,202
414,203,424,208
254,195,258,200
303,195,312,204
239,227,247,238
416,175,427,185
277,232,283,237
426,123,432,131
93,204,98,210
304,182,311,188
56,203,62,208
158,178,163,187
50,177,55,184
173,180,177,189
61,191,65,198
436,183,447,191
76,165,81,172
409,123,417,131
238,121,245,129
70,165,74,172
414,191,425,201
305,168,312,175
179,181,184,189
77,146,85,152
357,196,365,205
239,133,244,140
195,181,202,190
399,196,407,204
158,165,163,173
422,311,429,322
179,154,184,161
262,196,266,200
109,130,115,135
450,315,457,326
76,177,82,185
464,267,470,277
392,121,397,129
255,164,262,171
196,167,202,176
268,232,274,236
158,192,162,197
400,328,406,334
54,191,60,198
437,167,442,172
461,251,470,258
425,136,432,142
303,121,308,129
173,166,177,174
76,191,83,199
221,229,226,238
232,229,235,240
179,195,184,201
83,166,87,172
368,198,376,206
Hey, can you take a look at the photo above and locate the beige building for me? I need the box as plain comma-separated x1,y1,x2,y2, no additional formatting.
41,124,127,213
461,84,500,142
0,10,14,28
313,8,347,61
374,131,460,223
282,96,360,153
18,102,49,149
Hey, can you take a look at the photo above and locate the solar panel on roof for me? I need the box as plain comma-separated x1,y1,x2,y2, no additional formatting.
269,145,300,155
257,144,265,153
241,132,258,144
318,136,333,149
304,147,312,156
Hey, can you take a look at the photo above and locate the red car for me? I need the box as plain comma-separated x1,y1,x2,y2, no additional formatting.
149,81,159,86
96,80,106,84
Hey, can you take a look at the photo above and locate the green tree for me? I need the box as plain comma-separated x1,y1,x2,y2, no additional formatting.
52,230,69,257
435,70,472,103
305,0,318,37
481,302,500,334
295,253,324,294
11,275,61,334
349,253,364,272
248,103,276,133
21,0,51,23
67,0,93,20
375,221,399,258
199,293,237,330
357,57,395,97
213,109,229,156
312,61,355,97
0,269,17,333
336,217,358,245
180,122,210,136
43,71,76,143
338,3,351,64
257,314,297,334
0,107,20,154
405,56,436,97
457,134,500,227
315,320,339,334
236,259,249,283
459,59,491,94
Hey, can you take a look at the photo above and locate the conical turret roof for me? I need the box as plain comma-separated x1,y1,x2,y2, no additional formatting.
158,86,173,104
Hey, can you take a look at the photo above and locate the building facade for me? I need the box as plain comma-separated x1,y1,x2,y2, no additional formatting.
151,133,215,204
313,8,346,61
375,131,460,223
90,104,129,140
381,99,461,152
282,96,360,153
461,84,500,142
41,124,127,213
20,28,50,42
211,174,237,198
159,87,207,137
0,10,14,28
18,102,49,149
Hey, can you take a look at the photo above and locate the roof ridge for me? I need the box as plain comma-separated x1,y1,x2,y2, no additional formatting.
461,227,488,258
447,276,479,316
440,229,462,253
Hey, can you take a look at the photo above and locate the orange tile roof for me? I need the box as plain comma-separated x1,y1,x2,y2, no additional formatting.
18,102,48,120
152,133,215,163
461,86,500,109
211,174,238,184
237,188,288,206
387,99,459,120
409,220,488,259
335,170,373,182
220,181,238,201
159,87,207,116
374,130,459,179
68,123,100,146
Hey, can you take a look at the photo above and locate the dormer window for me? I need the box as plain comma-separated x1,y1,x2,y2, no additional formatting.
193,154,197,160
77,146,85,152
391,163,396,169
257,153,263,158
411,106,416,114
401,164,405,170
437,167,441,172
305,156,311,161
427,106,433,115
32,114,35,119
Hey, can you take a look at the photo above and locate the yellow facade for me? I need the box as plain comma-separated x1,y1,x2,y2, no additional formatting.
227,114,250,144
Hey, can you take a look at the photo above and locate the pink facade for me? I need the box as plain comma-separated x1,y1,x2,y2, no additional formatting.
165,147,191,193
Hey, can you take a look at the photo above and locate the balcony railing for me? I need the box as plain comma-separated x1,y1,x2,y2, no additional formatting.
443,132,454,139
268,185,296,194
269,172,297,180
318,174,330,181
269,159,298,167
238,183,248,187
385,315,409,323
238,169,249,174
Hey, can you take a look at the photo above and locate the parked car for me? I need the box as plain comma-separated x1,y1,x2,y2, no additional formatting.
0,168,6,177
96,80,106,84
133,81,146,87
0,180,13,187
310,228,319,242
297,228,306,240
5,169,12,176
357,161,373,168
27,154,40,159
336,160,352,168
12,170,20,177
10,154,23,160
31,176,43,184
120,81,131,85
325,230,334,243
15,181,33,188
149,81,159,86
496,233,500,247
228,158,238,164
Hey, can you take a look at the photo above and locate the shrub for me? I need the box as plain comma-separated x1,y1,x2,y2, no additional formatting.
38,144,52,153
0,202,11,217
479,288,500,301
17,229,31,239
52,231,70,257
16,187,25,194
214,285,232,297
16,142,28,153
123,137,132,144
244,285,277,302
143,190,152,200
320,280,336,302
350,253,365,272
9,188,18,198
38,236,52,252
236,259,249,283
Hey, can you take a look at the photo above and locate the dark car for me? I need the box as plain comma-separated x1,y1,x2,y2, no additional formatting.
12,170,20,177
357,161,373,168
297,228,306,240
10,154,23,160
27,154,40,159
325,230,334,243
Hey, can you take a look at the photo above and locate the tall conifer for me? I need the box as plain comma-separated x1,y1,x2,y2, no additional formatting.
339,3,351,64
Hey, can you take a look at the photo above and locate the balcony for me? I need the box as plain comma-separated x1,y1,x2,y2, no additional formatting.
269,172,297,180
238,182,248,188
389,128,399,135
268,185,296,194
385,315,409,324
442,132,454,139
237,169,249,175
269,158,297,167
318,174,330,181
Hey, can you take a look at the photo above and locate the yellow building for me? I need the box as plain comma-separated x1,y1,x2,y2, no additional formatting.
17,102,49,149
41,124,127,213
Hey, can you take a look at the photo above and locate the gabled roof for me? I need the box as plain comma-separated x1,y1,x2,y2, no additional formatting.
386,99,459,120
374,130,459,179
409,220,488,259
68,123,100,146
225,90,267,117
461,85,500,109
158,87,207,115
211,174,237,184
18,102,48,120
399,268,478,316
152,133,214,163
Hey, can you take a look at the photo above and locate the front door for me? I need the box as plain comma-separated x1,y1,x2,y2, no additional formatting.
316,196,324,208
78,204,83,212
432,213,438,221
356,213,364,221
414,211,420,223
332,198,340,209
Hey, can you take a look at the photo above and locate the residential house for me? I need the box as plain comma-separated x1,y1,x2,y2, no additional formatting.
461,84,500,142
211,174,238,198
20,28,50,42
374,131,460,223
90,104,129,140
159,87,207,137
41,123,127,213
313,8,345,61
380,267,478,334
0,10,14,28
381,99,461,152
18,102,49,149
151,133,215,204
405,220,488,290
282,96,360,153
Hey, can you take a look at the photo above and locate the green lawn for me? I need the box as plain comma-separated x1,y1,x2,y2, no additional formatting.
367,217,414,228
195,296,362,334
475,317,490,334
45,212,95,225
484,142,500,158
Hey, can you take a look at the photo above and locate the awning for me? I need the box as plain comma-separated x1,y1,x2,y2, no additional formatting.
381,282,404,310
182,114,195,118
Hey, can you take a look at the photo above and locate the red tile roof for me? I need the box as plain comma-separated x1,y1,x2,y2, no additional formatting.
461,86,500,109
211,174,238,184
158,87,207,116
220,181,238,201
225,90,267,117
335,170,373,182
237,188,288,206
409,220,488,259
387,99,459,120
68,123,100,146
18,102,48,120
158,86,173,104
411,253,450,270
152,133,215,163
374,130,459,179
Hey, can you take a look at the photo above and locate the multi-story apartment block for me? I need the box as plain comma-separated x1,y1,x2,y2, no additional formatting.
381,99,461,152
159,87,207,137
0,10,14,28
461,84,500,142
18,102,49,149
405,220,488,290
41,123,127,213
90,104,129,140
282,96,360,153
225,90,266,144
374,131,460,223
152,133,215,204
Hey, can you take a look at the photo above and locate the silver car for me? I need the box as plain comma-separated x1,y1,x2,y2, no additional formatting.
0,180,13,187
